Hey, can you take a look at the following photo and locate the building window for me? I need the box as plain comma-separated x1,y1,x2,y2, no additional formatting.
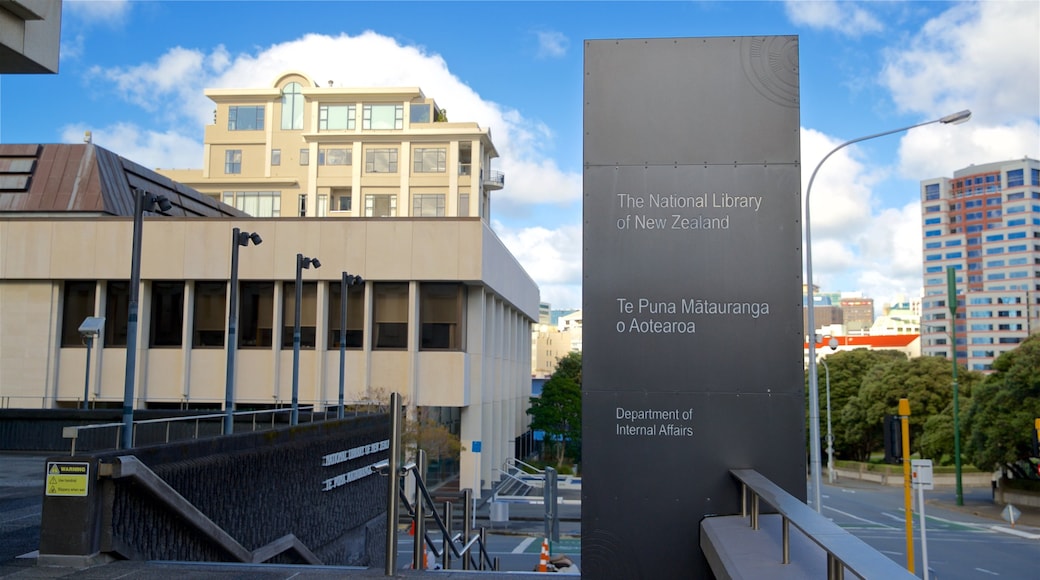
281,282,318,349
458,193,469,217
364,194,397,217
104,281,130,347
328,281,365,348
222,191,281,217
271,149,281,166
924,183,940,200
413,148,446,173
300,148,310,166
334,187,352,212
298,194,307,217
318,147,351,165
410,103,431,124
413,194,445,217
420,283,465,350
319,104,355,130
362,104,403,130
317,194,328,217
374,283,408,349
225,149,242,174
61,281,96,347
1006,169,1024,187
228,105,264,131
280,82,303,130
239,282,274,348
193,281,226,348
365,148,398,173
150,281,184,347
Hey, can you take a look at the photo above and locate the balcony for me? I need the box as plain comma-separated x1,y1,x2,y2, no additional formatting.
482,169,505,190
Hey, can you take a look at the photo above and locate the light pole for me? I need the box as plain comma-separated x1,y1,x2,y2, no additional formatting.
223,228,262,435
805,109,971,511
292,253,321,425
946,266,963,505
122,188,172,450
819,355,834,484
78,317,104,410
338,272,364,420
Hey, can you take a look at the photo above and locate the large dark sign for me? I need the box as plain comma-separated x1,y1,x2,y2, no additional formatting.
582,36,804,577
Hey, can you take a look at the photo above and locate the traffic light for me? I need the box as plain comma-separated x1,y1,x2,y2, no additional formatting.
1032,418,1040,458
884,415,902,464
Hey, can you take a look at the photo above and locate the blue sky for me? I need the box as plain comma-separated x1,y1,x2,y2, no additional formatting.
2,1,1038,311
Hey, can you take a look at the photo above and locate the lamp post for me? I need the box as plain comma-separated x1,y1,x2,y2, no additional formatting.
946,266,963,505
805,109,971,511
78,317,104,410
223,228,262,435
819,355,835,484
121,188,172,450
338,272,364,420
292,253,321,425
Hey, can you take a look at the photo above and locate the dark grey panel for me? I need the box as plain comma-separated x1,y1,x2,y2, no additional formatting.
583,163,802,395
584,36,799,166
582,36,802,579
582,391,806,579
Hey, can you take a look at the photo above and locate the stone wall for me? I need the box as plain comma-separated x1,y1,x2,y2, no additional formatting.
39,414,389,567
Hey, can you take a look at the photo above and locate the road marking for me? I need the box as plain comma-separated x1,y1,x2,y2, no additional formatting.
513,537,536,554
881,512,905,523
989,525,1040,540
840,488,856,494
974,567,1000,575
825,505,895,529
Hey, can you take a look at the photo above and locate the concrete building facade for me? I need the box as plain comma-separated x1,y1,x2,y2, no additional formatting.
920,158,1040,372
1,139,537,494
0,0,61,74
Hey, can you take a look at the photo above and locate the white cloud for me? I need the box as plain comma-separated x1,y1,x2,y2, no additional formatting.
881,1,1040,123
61,123,202,170
86,31,582,205
65,0,133,26
897,120,1040,182
801,127,878,239
535,30,568,59
494,222,582,309
784,0,883,37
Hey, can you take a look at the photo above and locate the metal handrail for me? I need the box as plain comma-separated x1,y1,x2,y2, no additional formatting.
504,457,544,475
63,406,316,455
398,461,497,571
730,469,915,580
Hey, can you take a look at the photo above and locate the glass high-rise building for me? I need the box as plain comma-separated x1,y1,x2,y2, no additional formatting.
920,158,1040,372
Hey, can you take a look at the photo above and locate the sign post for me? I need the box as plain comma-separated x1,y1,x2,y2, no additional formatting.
912,458,933,580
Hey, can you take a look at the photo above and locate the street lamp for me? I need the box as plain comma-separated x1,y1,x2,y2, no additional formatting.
805,109,971,512
291,253,321,425
121,187,172,450
946,266,964,505
819,354,834,484
338,272,364,420
223,227,263,435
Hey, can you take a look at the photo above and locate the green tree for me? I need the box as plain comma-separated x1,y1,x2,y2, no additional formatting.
812,349,908,461
840,355,980,462
965,334,1040,471
527,352,582,467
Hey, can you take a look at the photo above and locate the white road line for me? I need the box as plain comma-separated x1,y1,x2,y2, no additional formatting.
974,567,1000,575
513,537,536,554
989,525,1040,540
824,505,895,529
881,512,905,523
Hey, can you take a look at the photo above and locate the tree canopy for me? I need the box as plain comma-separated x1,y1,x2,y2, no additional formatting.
965,334,1040,470
527,352,582,467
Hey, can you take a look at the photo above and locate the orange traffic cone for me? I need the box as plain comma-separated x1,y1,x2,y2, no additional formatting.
537,537,550,572
409,520,415,536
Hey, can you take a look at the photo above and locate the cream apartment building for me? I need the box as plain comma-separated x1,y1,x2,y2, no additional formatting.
160,71,503,223
0,72,536,494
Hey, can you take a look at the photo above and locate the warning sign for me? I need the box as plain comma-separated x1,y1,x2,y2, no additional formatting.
45,462,90,497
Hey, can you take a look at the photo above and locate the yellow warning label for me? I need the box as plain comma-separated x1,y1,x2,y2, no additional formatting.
45,462,89,496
